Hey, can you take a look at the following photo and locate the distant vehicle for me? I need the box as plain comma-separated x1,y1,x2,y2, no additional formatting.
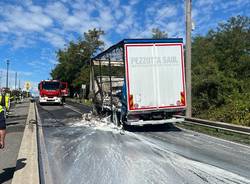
91,38,186,126
30,96,35,103
38,80,62,105
60,82,69,97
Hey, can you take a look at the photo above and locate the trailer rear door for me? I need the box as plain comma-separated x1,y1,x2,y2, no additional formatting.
125,43,186,112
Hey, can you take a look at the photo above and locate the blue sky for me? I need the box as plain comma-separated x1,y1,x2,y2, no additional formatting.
0,0,249,93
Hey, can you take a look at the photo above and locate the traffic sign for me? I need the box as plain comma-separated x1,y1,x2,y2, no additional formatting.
25,81,31,91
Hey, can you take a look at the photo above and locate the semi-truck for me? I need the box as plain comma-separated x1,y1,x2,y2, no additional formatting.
38,80,62,105
90,38,186,126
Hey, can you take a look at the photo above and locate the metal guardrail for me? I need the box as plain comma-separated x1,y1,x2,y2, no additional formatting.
174,115,250,136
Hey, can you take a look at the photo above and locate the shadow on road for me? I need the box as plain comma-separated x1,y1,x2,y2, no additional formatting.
124,123,182,132
6,122,20,126
39,103,63,107
0,158,26,183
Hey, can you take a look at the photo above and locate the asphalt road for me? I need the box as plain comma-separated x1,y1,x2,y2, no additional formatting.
0,101,29,184
36,101,250,184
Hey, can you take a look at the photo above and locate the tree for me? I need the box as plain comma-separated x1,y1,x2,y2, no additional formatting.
51,28,105,95
192,16,250,126
151,28,168,39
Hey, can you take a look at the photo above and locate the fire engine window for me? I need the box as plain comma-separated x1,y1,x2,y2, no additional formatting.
42,82,60,90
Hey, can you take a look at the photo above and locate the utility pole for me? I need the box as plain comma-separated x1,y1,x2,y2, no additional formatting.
15,72,17,90
19,79,20,90
0,71,2,88
186,0,192,117
6,60,10,89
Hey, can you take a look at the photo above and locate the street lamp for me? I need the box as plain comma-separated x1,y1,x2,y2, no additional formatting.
6,60,10,89
76,52,84,57
76,48,85,58
76,52,85,100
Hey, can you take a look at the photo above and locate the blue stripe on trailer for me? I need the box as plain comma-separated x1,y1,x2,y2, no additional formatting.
92,38,183,60
123,38,183,44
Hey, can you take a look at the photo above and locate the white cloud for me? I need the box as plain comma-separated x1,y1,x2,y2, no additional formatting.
166,22,178,33
49,59,58,65
116,5,135,34
40,48,56,60
64,15,82,27
192,8,198,19
156,6,177,20
0,22,9,32
28,60,48,68
196,0,214,7
1,5,53,32
45,2,69,21
28,4,43,14
108,0,120,8
44,32,66,48
0,34,9,45
27,59,57,78
12,36,27,49
129,0,140,5
101,35,113,49
0,0,249,50
114,10,123,20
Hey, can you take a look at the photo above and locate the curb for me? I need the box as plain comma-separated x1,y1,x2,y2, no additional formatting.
11,102,39,184
35,103,53,184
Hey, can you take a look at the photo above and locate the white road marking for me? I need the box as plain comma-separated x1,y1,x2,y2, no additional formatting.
64,104,83,115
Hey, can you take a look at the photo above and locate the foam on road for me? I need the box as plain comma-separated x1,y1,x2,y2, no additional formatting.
37,103,250,184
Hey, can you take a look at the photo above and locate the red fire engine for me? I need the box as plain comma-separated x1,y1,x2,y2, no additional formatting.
38,80,62,104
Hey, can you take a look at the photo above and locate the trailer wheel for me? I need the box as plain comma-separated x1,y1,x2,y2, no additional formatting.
122,122,129,131
120,114,128,129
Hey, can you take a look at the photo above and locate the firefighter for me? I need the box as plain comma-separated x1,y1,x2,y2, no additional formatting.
5,92,10,114
0,92,6,149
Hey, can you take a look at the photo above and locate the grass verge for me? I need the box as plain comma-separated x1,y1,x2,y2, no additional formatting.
67,98,93,107
81,99,93,106
176,122,250,145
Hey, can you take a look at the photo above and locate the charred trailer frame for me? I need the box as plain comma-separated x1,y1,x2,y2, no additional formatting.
90,39,186,126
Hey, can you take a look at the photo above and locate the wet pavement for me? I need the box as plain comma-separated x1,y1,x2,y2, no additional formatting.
36,101,250,184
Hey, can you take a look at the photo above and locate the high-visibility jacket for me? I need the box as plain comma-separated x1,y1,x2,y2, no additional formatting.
5,93,10,111
0,95,4,113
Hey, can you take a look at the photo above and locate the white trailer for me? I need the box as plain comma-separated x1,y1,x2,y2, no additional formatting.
91,39,186,126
